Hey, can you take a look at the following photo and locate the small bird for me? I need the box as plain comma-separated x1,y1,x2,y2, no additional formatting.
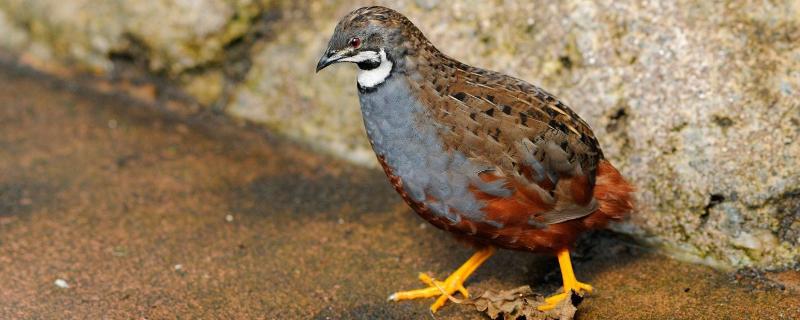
316,6,634,313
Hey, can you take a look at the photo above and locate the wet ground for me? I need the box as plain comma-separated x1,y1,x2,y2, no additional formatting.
0,65,798,319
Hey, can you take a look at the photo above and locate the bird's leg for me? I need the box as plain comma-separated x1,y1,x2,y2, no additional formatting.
537,247,593,311
388,246,495,313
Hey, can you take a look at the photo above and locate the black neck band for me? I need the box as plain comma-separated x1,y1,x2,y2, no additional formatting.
357,59,381,70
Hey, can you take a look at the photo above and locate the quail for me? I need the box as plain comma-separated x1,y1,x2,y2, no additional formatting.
316,6,634,313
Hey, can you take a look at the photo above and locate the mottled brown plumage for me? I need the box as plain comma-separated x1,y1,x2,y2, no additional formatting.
316,6,635,313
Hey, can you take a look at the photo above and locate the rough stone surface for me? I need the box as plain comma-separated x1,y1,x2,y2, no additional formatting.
0,0,798,269
0,0,269,106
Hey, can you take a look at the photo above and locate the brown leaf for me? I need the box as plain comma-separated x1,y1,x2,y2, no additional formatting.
459,286,580,320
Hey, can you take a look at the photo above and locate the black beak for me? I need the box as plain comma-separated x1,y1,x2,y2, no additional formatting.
316,50,338,73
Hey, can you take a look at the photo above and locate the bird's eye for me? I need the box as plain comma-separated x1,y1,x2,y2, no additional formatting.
348,37,361,48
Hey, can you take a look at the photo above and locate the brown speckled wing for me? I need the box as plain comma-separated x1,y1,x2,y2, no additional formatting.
408,54,603,229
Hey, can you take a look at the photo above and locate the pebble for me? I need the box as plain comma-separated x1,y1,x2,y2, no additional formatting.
54,279,69,289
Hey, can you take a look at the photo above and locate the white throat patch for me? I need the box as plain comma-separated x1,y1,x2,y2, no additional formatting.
356,49,393,88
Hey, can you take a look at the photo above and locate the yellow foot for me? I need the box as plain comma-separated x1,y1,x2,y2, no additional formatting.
388,272,470,312
537,280,593,311
537,248,593,311
388,247,495,313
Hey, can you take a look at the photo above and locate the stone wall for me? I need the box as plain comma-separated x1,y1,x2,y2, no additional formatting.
1,0,798,269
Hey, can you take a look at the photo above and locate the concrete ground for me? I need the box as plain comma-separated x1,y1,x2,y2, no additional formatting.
0,65,798,319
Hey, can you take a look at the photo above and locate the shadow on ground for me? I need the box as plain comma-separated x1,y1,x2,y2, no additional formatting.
0,65,797,319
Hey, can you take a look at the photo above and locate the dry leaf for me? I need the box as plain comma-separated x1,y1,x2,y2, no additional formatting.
459,286,580,320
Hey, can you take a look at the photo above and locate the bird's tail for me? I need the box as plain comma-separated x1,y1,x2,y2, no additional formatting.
583,160,635,228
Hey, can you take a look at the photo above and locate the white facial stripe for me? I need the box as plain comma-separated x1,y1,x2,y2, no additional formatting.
357,49,393,88
340,50,380,63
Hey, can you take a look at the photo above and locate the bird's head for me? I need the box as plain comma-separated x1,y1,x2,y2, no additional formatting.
315,6,426,78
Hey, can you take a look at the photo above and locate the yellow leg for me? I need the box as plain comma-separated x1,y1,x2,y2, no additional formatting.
537,248,593,311
388,246,495,313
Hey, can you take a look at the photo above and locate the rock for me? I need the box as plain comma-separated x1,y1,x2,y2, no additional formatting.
53,279,69,289
0,0,268,104
0,0,798,269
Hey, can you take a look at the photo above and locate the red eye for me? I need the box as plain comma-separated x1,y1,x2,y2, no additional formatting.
348,37,361,48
